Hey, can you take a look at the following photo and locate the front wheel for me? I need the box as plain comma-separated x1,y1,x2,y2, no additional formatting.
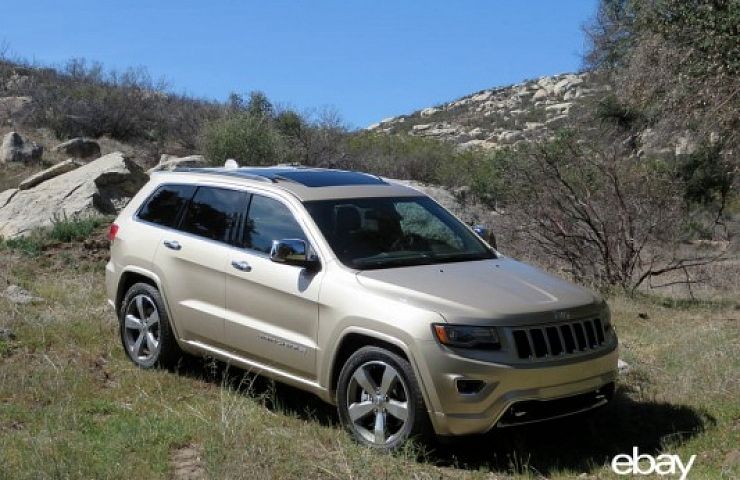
336,346,431,450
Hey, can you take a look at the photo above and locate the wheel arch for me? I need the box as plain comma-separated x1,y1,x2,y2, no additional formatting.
116,266,185,345
115,268,161,315
328,329,415,394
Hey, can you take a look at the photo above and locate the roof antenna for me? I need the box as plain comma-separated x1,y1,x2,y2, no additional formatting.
224,159,239,170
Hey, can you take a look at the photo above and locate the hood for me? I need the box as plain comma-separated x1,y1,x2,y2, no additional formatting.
355,257,601,325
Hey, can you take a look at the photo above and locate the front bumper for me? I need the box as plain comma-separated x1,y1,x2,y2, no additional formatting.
416,340,618,436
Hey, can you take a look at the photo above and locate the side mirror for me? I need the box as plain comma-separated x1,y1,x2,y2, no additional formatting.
473,224,497,250
270,239,320,269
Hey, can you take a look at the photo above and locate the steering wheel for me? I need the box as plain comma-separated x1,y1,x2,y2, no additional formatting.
389,233,429,251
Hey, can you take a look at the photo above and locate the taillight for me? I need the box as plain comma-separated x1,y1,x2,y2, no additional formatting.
107,223,119,241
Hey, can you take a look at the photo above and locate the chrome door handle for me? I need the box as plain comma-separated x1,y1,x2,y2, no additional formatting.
231,260,252,272
163,240,181,251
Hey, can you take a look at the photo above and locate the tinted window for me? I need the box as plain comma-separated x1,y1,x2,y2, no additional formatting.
180,187,248,243
245,195,307,253
138,184,195,227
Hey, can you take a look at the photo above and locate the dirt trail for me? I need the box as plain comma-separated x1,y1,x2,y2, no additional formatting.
169,443,206,480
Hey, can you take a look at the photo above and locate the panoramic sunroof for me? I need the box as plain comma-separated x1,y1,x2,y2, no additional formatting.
239,168,387,187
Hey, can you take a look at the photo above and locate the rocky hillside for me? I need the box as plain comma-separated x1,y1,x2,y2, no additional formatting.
368,72,610,150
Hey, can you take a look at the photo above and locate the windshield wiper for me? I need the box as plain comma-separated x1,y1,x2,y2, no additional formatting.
353,254,435,269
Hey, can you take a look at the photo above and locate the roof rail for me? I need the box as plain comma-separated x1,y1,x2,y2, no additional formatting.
172,167,275,183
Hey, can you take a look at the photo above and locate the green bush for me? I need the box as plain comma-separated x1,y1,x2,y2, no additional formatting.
49,216,107,243
0,216,107,255
201,112,284,166
0,235,45,256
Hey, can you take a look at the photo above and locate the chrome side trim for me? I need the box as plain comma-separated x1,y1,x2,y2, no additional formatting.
183,340,324,392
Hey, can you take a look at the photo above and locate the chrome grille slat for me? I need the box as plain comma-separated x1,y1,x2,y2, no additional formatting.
511,318,607,360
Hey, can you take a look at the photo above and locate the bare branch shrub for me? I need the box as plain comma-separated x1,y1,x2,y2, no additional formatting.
499,130,727,291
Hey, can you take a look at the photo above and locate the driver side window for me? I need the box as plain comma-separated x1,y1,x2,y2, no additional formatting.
243,194,308,254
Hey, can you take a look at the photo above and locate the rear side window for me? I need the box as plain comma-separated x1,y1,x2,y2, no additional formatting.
244,194,307,253
137,184,195,227
180,186,248,244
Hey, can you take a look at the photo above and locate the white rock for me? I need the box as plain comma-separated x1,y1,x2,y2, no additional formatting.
419,107,439,118
470,91,492,102
675,135,698,156
618,359,631,374
499,131,525,144
533,88,549,100
0,152,147,238
412,124,432,132
2,285,43,304
468,127,486,138
545,102,572,115
0,132,43,163
18,159,82,190
553,77,583,96
51,138,101,159
0,96,32,118
457,139,487,150
148,154,207,173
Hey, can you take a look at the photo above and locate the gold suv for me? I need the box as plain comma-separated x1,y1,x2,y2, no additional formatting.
106,165,618,449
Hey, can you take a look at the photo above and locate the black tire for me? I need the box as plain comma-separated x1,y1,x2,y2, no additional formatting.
119,282,182,368
336,346,432,450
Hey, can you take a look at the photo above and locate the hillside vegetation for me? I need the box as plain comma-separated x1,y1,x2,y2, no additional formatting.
1,0,736,294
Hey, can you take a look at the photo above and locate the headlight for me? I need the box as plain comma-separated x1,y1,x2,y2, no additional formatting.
432,324,501,349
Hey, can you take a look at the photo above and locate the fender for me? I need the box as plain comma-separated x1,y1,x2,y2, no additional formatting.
325,326,437,413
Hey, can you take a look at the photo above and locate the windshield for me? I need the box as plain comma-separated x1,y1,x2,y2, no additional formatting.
303,196,495,270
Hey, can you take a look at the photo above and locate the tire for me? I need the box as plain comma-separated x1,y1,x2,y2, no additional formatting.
119,282,182,368
336,346,431,450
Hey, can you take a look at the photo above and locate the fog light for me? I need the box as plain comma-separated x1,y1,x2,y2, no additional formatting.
456,379,485,395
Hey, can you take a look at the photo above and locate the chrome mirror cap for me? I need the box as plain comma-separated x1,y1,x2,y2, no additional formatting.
270,239,318,269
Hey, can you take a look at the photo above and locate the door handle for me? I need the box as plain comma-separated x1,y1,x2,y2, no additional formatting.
231,260,252,272
163,240,181,251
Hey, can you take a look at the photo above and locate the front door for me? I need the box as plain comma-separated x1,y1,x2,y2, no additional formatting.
223,192,322,379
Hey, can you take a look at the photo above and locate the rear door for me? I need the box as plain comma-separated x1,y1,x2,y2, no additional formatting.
223,192,322,379
153,185,249,346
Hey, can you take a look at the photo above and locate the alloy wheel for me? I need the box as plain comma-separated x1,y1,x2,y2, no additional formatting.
345,360,410,446
123,294,161,363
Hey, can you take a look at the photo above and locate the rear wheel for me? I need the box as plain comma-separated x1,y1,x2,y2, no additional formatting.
120,282,181,368
336,346,431,450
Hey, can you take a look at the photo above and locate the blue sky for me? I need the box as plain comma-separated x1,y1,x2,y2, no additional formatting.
2,1,598,128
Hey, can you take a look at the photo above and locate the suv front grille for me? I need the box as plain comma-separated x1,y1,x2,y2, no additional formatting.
511,318,606,359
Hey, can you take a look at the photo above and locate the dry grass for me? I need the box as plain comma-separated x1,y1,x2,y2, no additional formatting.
0,236,738,479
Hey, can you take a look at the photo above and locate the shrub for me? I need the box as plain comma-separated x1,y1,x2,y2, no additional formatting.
341,132,458,183
0,216,108,255
49,216,107,243
0,235,45,256
201,112,284,166
494,130,726,291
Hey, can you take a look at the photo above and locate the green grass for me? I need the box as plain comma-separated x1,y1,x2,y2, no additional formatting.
49,215,108,243
0,246,738,479
0,216,109,255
